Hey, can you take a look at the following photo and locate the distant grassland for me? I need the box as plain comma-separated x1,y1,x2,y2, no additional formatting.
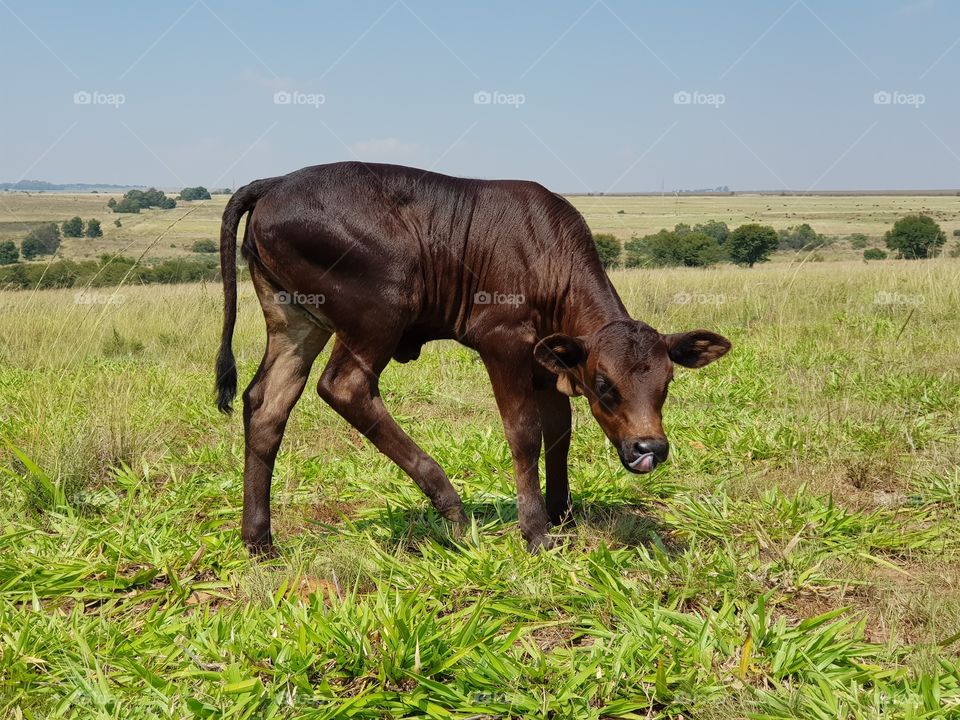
1,258,960,717
1,190,958,262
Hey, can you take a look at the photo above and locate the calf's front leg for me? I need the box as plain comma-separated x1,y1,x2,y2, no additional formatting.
483,357,555,552
536,386,573,526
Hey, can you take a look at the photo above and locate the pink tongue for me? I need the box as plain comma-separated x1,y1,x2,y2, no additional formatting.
634,453,655,472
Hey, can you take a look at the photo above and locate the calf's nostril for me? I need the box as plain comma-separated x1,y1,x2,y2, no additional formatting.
632,437,669,460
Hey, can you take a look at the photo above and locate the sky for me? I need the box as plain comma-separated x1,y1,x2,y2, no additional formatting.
1,0,958,192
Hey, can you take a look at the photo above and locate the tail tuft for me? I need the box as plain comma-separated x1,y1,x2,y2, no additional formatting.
215,345,237,414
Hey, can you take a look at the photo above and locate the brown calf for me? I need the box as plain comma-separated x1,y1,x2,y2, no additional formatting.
216,162,731,553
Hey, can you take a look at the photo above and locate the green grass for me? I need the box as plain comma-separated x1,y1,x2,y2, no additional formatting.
1,258,960,718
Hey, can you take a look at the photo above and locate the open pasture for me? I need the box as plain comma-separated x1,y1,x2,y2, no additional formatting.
2,256,959,717
1,191,958,264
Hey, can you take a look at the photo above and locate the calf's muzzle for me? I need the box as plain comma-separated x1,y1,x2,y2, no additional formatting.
620,436,669,474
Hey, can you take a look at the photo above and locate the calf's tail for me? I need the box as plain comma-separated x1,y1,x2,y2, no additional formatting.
215,178,281,413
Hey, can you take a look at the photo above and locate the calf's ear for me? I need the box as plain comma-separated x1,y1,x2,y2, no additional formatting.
534,334,587,372
663,330,731,368
534,334,588,397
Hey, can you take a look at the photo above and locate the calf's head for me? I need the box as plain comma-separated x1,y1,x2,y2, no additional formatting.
534,320,730,474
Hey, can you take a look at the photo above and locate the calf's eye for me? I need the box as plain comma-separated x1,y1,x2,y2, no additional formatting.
594,375,619,408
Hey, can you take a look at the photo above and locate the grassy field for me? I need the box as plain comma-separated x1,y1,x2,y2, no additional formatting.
1,191,958,263
0,193,223,261
574,194,960,242
2,254,960,717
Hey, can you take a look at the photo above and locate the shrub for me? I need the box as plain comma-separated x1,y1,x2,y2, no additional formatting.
85,219,102,238
191,239,218,254
848,233,869,249
953,229,960,238
0,254,221,290
62,216,84,237
884,215,946,259
863,248,887,260
778,223,826,251
727,224,779,267
179,186,211,201
592,233,620,269
0,240,18,264
21,223,61,260
114,219,122,228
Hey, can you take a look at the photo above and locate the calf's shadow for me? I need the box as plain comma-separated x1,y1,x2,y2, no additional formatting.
348,495,684,554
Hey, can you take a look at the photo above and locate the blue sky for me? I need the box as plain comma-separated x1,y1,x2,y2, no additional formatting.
2,0,958,191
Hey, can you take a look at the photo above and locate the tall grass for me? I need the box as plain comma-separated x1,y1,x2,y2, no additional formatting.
1,258,959,717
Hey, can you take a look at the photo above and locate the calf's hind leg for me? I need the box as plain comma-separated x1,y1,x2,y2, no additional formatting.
317,337,466,523
242,273,331,552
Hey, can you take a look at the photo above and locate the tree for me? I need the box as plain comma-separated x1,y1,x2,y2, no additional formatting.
0,240,18,264
778,223,825,251
108,188,176,213
884,215,946,259
693,220,729,245
21,223,61,259
191,239,218,253
863,248,887,260
62,216,84,237
592,233,620,269
625,229,725,268
179,186,211,201
110,197,139,213
727,224,779,267
85,219,103,237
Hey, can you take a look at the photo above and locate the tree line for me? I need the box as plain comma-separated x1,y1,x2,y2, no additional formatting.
592,214,954,269
0,254,223,290
0,217,104,264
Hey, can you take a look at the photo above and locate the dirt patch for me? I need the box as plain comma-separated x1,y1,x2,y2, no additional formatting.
781,558,960,647
273,499,363,537
732,461,913,514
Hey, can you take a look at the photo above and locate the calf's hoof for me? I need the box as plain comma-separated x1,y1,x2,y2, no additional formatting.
548,507,576,528
439,503,468,524
526,533,563,554
242,527,274,556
